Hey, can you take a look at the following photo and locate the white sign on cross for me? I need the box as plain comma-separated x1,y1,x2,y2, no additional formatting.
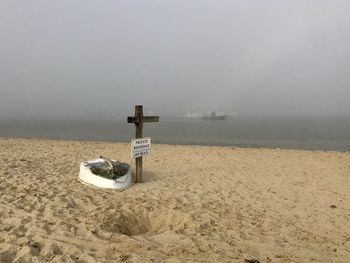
131,137,151,159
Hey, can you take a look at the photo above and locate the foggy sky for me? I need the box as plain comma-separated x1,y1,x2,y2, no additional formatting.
1,0,350,119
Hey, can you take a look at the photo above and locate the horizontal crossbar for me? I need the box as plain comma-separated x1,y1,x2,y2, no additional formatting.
127,116,159,123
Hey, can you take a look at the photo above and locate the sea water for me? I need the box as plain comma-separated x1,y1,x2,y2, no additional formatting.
0,117,349,151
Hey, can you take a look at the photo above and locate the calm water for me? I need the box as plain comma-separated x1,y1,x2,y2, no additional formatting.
0,117,349,151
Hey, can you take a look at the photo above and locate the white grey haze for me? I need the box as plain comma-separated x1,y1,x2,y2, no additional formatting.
0,0,349,119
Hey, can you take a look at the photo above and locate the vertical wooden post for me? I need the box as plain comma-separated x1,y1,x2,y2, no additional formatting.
128,105,159,183
135,105,143,183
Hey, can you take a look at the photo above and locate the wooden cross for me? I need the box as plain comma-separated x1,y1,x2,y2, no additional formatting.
127,105,159,183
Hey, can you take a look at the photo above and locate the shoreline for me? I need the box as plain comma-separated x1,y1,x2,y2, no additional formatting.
1,136,349,153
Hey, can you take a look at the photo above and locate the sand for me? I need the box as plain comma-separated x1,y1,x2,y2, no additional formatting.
0,138,349,263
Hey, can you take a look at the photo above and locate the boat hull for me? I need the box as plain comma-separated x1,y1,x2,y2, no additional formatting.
78,159,133,190
201,115,227,120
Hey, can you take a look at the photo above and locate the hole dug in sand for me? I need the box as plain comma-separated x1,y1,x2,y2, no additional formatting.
100,208,191,236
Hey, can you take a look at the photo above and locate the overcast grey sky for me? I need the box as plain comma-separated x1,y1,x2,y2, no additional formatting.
1,0,349,119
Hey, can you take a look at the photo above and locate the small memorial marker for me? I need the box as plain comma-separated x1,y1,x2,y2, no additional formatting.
127,105,159,183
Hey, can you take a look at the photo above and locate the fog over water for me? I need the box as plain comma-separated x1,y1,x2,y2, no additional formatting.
1,0,350,120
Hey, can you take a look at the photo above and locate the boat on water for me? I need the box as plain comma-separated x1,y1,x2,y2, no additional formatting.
201,112,228,120
181,111,202,118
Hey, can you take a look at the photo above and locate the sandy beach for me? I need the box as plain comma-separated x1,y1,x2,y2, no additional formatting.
0,138,349,262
